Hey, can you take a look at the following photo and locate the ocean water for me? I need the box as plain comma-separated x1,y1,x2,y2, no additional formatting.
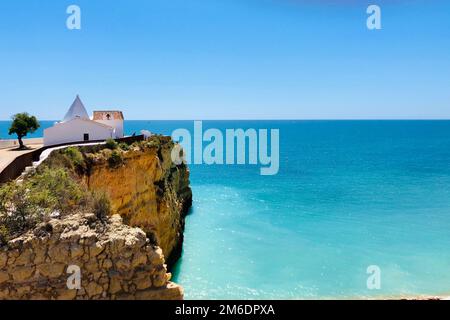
2,120,450,299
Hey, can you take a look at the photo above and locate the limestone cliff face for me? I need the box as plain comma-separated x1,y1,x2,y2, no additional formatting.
0,136,192,300
0,213,183,300
85,137,192,268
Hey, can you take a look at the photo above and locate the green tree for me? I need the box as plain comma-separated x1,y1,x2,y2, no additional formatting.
8,113,40,149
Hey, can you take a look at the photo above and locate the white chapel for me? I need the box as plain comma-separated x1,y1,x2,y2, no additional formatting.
43,95,124,146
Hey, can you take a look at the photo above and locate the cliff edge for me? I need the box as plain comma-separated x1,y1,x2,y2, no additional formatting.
0,136,192,300
85,136,192,268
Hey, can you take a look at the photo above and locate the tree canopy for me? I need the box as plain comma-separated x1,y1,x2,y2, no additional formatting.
8,113,40,149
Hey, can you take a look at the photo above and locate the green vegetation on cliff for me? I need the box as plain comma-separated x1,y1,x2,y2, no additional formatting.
0,138,144,245
0,167,90,245
0,135,191,300
0,136,184,246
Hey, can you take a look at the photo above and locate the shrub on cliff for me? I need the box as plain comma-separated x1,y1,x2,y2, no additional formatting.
0,181,41,243
0,167,91,243
118,142,130,151
28,167,88,214
63,147,84,167
92,191,111,221
44,147,87,174
108,150,123,168
105,138,118,150
40,146,97,176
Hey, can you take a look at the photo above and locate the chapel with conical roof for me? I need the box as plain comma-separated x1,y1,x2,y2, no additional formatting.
43,96,124,146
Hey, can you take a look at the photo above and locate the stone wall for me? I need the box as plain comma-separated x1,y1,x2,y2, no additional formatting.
0,213,183,300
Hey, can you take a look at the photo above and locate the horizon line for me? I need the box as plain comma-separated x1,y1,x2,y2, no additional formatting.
2,118,450,122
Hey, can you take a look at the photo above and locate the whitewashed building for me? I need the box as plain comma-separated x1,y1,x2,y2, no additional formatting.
93,110,124,138
43,96,124,146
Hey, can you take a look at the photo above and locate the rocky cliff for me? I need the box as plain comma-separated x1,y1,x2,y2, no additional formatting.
0,213,182,300
85,137,192,268
0,136,192,300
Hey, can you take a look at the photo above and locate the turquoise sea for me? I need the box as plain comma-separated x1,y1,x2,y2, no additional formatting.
2,120,450,299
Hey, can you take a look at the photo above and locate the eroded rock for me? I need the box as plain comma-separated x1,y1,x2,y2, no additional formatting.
0,213,182,300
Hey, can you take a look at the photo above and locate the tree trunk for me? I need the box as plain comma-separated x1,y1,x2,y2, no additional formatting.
18,136,24,149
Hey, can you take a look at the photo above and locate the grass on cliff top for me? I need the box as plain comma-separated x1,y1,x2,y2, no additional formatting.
44,136,169,176
0,165,114,246
48,136,170,172
0,146,118,246
0,136,171,246
0,167,92,245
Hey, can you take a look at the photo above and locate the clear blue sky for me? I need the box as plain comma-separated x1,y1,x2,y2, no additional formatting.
0,0,449,120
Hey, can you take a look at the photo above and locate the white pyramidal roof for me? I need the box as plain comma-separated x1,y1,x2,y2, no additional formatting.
62,95,90,122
